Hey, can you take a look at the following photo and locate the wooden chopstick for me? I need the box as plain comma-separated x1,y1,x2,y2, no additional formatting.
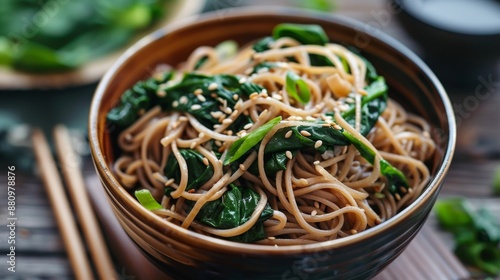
53,125,117,280
32,129,94,280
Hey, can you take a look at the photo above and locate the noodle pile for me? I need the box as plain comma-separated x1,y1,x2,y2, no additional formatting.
111,29,436,245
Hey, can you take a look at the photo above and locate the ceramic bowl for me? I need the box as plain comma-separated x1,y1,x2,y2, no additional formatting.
89,7,456,279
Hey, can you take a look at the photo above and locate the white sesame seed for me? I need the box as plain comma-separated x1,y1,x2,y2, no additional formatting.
244,68,253,75
300,130,311,137
287,116,297,121
313,160,320,165
191,104,202,110
296,116,303,121
178,116,188,122
213,124,221,129
190,142,197,149
285,151,292,159
202,157,209,166
249,92,258,99
333,124,342,130
210,111,224,118
314,140,323,149
239,164,246,171
257,67,269,73
194,88,203,95
238,77,247,84
215,140,222,147
230,110,239,118
243,123,253,130
156,90,166,97
233,94,239,101
170,204,176,211
226,130,233,136
198,132,205,138
179,96,188,104
285,130,293,138
225,107,233,114
306,116,316,121
314,201,319,209
164,178,175,187
268,236,276,240
208,82,218,90
260,91,269,98
197,95,206,102
272,93,283,100
299,178,308,185
222,119,233,124
311,210,317,216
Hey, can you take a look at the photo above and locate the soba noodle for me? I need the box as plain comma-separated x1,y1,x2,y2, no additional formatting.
109,24,436,245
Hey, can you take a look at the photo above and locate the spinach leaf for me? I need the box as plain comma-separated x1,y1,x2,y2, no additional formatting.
273,23,328,46
194,183,273,243
135,189,162,211
341,128,409,195
224,116,282,165
340,76,388,136
106,71,173,129
286,71,311,104
164,149,214,193
252,36,274,53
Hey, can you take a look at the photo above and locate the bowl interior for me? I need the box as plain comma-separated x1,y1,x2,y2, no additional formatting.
89,7,455,256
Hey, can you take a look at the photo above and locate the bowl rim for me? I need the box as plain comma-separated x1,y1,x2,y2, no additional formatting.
89,6,456,255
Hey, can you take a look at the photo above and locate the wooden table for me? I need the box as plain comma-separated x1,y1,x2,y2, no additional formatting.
1,0,499,279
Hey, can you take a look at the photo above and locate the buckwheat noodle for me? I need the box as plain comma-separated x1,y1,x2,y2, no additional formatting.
112,37,436,245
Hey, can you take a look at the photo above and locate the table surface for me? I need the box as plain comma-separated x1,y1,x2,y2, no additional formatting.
0,0,499,279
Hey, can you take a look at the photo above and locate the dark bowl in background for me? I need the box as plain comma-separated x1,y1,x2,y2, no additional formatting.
89,7,456,280
392,0,500,88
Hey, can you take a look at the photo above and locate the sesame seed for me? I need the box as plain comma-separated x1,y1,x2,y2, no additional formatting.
400,186,408,194
314,140,323,149
249,92,259,99
179,96,188,104
285,130,293,138
313,160,320,165
156,90,166,97
190,142,197,149
257,67,269,73
164,178,175,187
238,77,247,84
202,157,209,166
260,91,269,98
350,229,358,235
296,116,303,121
215,140,222,147
300,130,311,137
194,88,203,95
407,187,413,194
225,130,233,136
333,124,342,130
272,93,283,100
299,178,308,186
230,110,239,118
311,210,317,216
198,132,205,138
222,119,233,124
178,116,188,122
208,82,218,90
345,97,355,103
268,236,276,240
197,95,206,102
191,104,202,110
314,201,320,209
243,123,253,130
306,116,316,121
172,100,179,107
394,193,401,201
170,204,176,211
239,164,246,171
210,111,224,118
225,107,233,114
233,94,239,101
213,124,221,129
285,150,292,159
244,68,253,75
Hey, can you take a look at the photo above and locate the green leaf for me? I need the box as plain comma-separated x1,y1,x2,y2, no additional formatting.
252,36,274,53
341,76,388,136
193,183,273,243
294,0,336,12
286,71,311,104
273,23,328,46
224,116,282,165
164,149,214,192
492,166,500,195
455,243,500,276
134,189,162,211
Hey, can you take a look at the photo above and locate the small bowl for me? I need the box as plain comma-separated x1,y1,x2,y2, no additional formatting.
89,7,456,279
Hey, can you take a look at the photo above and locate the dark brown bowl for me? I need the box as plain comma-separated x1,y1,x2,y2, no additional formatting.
89,7,456,280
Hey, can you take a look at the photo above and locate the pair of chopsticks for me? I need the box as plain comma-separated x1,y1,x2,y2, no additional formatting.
32,125,117,280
